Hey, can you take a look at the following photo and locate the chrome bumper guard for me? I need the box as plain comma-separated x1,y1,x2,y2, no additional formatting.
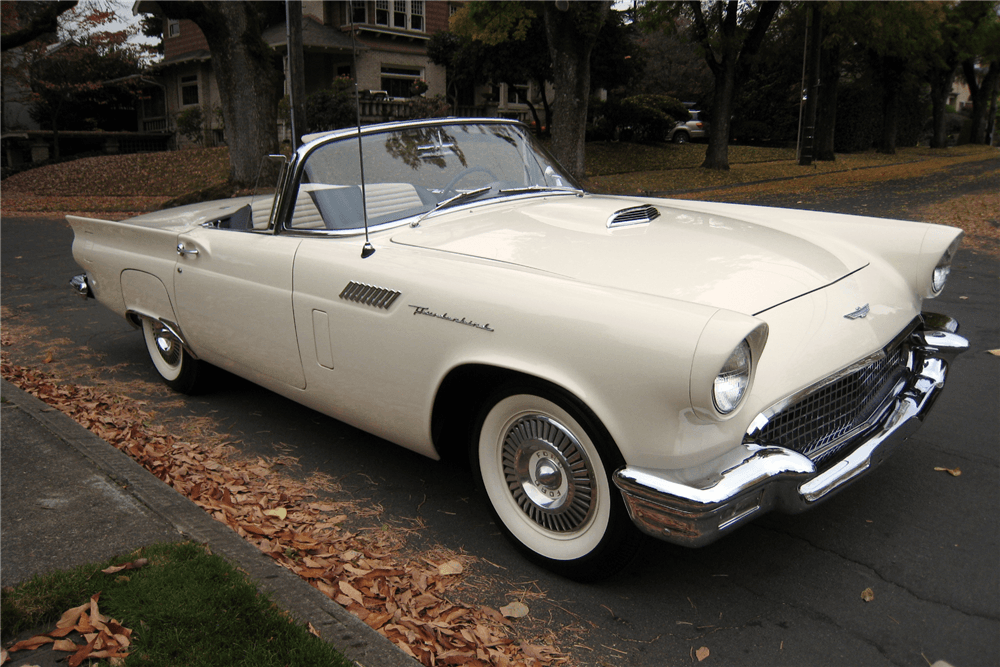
613,313,968,548
70,273,93,299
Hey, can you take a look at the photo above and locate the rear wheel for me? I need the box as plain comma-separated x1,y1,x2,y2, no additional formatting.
472,383,643,581
141,318,203,393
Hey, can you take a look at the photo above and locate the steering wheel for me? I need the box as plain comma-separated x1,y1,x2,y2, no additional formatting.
442,166,499,196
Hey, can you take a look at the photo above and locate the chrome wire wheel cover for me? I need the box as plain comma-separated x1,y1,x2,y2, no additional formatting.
151,323,182,367
502,414,596,533
142,317,185,383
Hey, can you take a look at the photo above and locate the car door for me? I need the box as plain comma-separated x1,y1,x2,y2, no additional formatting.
172,226,306,389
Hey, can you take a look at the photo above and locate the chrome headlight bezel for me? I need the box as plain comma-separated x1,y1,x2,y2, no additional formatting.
712,339,752,415
923,232,962,299
930,241,958,296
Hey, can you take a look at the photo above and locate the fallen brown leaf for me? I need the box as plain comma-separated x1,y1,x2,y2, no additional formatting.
861,588,875,602
7,634,55,651
53,638,80,651
102,557,148,574
438,560,464,576
500,602,529,619
696,645,710,661
934,466,962,477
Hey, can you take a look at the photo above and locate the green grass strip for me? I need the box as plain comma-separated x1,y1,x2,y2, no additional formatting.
2,542,353,667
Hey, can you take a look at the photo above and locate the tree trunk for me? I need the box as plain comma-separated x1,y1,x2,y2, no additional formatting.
543,1,610,181
687,0,779,171
877,85,899,154
159,1,283,186
815,42,840,161
534,76,552,136
929,66,955,149
703,62,736,170
875,56,905,154
963,58,1000,145
516,88,543,136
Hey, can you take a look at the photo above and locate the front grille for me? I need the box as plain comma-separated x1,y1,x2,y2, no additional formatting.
751,344,910,465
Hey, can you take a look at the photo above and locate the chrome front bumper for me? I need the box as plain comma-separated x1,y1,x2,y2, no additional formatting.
613,314,968,548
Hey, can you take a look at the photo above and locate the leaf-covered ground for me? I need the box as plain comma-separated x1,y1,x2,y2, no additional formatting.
0,316,571,667
585,143,996,195
1,148,230,215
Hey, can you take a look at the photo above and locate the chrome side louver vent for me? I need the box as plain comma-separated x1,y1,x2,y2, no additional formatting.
339,281,401,310
607,205,660,228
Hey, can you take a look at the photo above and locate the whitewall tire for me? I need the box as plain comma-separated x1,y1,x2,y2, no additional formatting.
473,384,643,581
142,317,203,393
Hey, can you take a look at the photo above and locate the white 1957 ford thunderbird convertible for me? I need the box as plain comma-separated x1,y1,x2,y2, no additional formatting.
69,118,967,580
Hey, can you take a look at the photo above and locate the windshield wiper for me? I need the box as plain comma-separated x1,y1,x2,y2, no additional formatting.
498,185,584,196
411,186,492,227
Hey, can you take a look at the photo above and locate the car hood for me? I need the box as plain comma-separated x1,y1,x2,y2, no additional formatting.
391,194,868,315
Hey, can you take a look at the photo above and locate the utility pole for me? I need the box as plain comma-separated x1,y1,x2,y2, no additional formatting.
798,3,822,166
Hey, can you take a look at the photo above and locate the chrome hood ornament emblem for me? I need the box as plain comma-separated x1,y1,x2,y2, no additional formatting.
844,304,870,320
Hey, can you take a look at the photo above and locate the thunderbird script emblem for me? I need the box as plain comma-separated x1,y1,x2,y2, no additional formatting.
844,304,870,320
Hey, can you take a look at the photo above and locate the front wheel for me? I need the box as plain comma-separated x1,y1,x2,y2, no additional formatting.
672,131,690,144
472,384,643,581
141,318,203,393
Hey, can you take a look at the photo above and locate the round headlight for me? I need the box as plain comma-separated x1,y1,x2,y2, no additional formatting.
713,339,752,414
931,263,951,295
930,238,960,296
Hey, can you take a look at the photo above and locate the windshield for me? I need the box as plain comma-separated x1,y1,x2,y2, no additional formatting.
285,121,580,233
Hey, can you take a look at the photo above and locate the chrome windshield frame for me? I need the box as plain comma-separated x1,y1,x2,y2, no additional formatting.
275,118,582,236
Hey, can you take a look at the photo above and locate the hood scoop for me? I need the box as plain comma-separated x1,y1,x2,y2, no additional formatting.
608,204,660,228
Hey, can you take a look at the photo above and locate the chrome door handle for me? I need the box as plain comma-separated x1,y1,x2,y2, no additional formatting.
177,243,199,256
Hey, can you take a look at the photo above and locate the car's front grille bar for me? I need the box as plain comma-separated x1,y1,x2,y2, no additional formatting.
747,335,912,466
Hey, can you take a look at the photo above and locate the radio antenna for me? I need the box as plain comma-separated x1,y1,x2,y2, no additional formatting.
351,26,375,258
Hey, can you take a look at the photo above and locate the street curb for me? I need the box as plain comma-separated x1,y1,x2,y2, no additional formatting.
0,379,419,667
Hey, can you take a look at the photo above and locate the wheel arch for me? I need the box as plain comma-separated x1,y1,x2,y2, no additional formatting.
430,363,620,466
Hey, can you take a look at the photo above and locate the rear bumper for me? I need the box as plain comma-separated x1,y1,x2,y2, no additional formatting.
613,313,967,548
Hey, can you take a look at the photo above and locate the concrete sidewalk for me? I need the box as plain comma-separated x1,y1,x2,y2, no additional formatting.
0,378,416,667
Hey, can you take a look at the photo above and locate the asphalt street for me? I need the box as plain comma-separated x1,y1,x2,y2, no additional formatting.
2,162,997,666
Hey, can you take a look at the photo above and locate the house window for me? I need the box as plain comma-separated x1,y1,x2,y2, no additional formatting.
381,65,422,98
375,0,389,26
351,0,366,24
353,0,422,31
507,83,529,105
410,1,424,31
180,75,199,106
167,19,180,37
